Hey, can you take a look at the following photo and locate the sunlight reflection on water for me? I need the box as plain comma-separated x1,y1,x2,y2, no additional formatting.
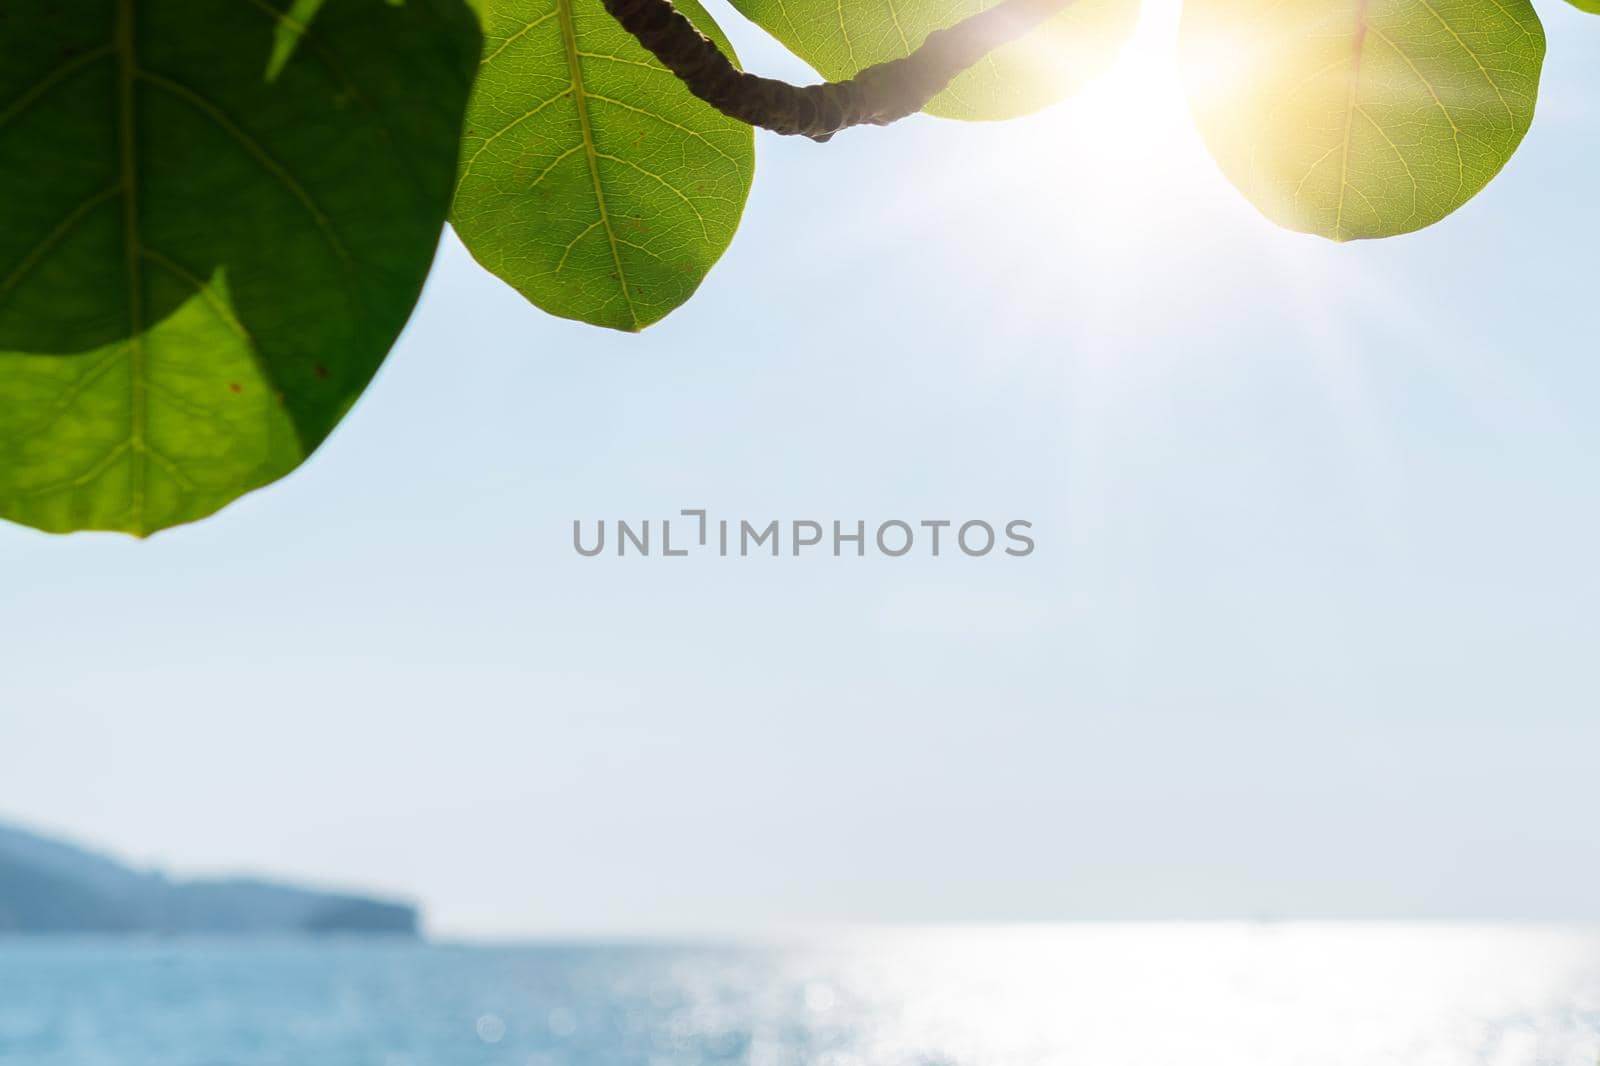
0,925,1596,1066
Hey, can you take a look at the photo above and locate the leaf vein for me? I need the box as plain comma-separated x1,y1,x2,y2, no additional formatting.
555,0,641,329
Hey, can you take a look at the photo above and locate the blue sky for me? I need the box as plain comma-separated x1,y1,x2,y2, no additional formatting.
2,0,1598,937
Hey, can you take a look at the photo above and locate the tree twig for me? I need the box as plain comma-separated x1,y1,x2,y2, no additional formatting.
600,0,1075,142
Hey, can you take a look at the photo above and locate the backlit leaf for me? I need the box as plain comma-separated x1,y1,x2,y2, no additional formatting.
1180,0,1545,241
0,0,480,535
452,0,755,332
726,0,1140,121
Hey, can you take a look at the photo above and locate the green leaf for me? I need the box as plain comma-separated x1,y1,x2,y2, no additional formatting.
1566,0,1600,12
0,0,480,536
1180,0,1545,241
725,0,1140,121
452,0,755,332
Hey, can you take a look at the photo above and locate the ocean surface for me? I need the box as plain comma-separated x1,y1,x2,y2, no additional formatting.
1,925,1597,1066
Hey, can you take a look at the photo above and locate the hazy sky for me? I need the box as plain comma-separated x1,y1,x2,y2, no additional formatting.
3,0,1598,938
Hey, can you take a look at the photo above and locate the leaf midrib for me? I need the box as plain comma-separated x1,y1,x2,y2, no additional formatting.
116,0,149,533
40,0,367,532
1333,0,1370,241
554,0,640,331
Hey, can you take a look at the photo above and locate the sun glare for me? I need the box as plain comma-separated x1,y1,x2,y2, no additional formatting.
878,0,1419,495
916,0,1247,339
1037,0,1219,248
906,0,1233,281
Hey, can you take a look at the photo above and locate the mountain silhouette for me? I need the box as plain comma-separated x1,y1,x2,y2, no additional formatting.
0,820,417,936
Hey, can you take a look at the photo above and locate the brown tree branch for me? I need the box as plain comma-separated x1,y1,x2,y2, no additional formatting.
600,0,1075,142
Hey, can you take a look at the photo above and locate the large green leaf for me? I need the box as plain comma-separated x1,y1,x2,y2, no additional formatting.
725,0,1140,121
0,0,479,536
1180,0,1545,241
452,0,754,332
1567,0,1600,12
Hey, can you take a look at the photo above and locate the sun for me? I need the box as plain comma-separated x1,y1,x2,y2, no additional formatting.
1026,0,1220,254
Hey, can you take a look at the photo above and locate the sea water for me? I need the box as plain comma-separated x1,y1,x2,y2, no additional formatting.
1,925,1596,1066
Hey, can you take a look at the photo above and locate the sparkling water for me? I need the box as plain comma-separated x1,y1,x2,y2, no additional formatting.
1,925,1597,1066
